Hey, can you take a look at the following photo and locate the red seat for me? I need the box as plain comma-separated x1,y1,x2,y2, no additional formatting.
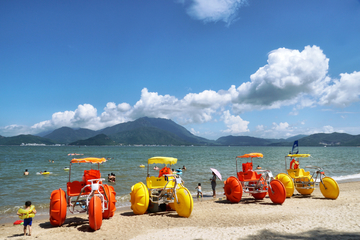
67,181,88,196
242,162,253,172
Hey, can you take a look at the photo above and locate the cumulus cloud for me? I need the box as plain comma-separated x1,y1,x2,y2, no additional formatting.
221,110,249,134
184,0,247,25
319,71,360,107
1,45,360,138
232,46,330,114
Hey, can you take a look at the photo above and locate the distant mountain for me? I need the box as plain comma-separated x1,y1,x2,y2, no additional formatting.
109,126,192,145
100,117,215,145
0,134,57,145
215,135,280,146
298,132,360,146
44,127,97,144
70,134,117,146
284,135,308,142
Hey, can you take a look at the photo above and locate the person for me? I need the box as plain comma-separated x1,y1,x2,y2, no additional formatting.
256,165,262,170
108,174,115,183
17,201,36,236
153,166,159,170
24,169,29,175
111,173,116,182
210,172,217,198
195,183,203,199
182,165,187,170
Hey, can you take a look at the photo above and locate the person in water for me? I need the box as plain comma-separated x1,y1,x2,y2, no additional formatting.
210,172,217,198
17,201,36,236
24,169,29,175
182,165,187,170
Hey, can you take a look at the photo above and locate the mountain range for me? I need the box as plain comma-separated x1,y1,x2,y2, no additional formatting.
1,117,360,146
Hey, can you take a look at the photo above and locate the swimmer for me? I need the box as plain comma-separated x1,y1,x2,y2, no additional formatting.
24,169,29,175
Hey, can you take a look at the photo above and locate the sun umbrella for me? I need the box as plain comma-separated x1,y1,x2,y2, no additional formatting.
210,168,222,180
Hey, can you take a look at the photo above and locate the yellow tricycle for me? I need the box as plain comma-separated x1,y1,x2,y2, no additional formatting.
130,156,193,217
275,154,340,199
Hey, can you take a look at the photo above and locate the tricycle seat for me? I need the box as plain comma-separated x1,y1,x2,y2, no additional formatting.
146,176,175,189
237,171,262,182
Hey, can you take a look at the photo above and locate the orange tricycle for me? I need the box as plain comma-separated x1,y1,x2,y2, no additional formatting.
224,153,286,204
49,157,117,230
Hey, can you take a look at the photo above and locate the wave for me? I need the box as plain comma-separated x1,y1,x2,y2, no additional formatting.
331,173,360,182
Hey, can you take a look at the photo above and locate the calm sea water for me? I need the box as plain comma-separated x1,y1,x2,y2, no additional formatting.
1,145,359,220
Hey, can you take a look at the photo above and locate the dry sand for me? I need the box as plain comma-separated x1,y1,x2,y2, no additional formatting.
1,181,359,240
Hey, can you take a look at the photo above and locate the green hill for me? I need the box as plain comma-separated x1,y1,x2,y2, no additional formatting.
216,135,280,146
0,134,57,145
298,132,360,146
44,127,97,144
69,134,117,146
109,127,192,145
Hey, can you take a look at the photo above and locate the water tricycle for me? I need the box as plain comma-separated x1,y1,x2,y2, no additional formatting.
275,154,340,199
224,153,286,204
49,157,117,230
130,156,193,217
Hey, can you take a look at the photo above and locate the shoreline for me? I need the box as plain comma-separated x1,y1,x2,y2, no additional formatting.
1,181,360,239
0,178,358,225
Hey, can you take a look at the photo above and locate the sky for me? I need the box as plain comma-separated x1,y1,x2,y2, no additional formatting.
1,0,360,140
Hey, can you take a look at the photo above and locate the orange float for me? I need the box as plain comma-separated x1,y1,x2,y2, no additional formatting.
102,184,116,219
268,179,286,204
49,188,67,226
224,176,243,203
88,196,102,231
158,166,172,177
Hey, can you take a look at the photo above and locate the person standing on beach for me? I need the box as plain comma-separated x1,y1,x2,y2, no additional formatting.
17,201,36,236
210,172,217,198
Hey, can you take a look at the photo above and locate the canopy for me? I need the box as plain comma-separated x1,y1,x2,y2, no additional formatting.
286,154,311,158
237,153,263,158
70,157,107,164
147,156,177,165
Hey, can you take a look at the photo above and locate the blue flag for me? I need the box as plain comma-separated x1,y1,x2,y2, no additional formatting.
291,140,299,154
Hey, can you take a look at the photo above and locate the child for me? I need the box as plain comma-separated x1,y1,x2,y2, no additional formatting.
195,183,203,199
17,201,36,236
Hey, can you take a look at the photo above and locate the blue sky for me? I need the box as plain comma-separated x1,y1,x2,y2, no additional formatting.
1,0,360,140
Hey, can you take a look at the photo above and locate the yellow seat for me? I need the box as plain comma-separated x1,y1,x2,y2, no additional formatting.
146,176,175,189
287,168,311,179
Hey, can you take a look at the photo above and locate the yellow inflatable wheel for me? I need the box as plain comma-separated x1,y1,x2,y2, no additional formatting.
130,182,149,215
320,177,340,200
295,177,315,195
174,187,193,218
275,173,294,198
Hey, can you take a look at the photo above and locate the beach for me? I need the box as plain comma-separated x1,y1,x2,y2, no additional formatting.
1,181,359,240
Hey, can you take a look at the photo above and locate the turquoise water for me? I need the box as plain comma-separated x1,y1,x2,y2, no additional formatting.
1,145,359,219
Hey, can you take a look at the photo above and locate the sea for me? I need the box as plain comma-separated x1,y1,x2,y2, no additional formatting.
0,145,359,222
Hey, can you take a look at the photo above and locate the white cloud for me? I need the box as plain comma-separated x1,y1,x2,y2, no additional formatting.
232,46,330,114
185,0,247,25
2,45,360,138
272,122,291,132
319,71,360,107
221,110,249,134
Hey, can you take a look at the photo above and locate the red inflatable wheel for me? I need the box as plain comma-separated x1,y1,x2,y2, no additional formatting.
88,196,102,230
268,179,286,204
49,188,67,226
224,176,243,203
102,184,117,219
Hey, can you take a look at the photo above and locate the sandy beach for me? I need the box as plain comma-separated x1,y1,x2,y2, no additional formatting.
1,181,359,240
